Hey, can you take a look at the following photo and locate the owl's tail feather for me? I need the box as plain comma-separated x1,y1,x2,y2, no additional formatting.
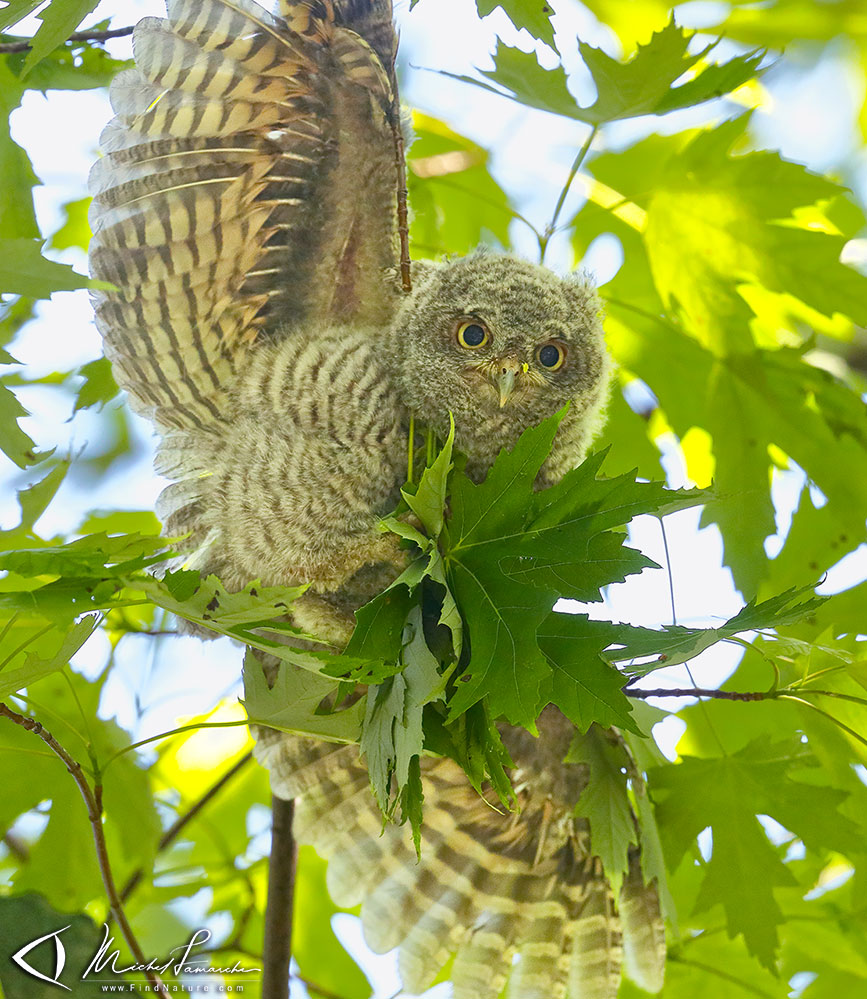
89,0,396,432
254,727,665,999
620,847,667,993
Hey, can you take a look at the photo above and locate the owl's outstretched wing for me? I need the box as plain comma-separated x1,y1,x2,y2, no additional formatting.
256,718,667,999
89,0,400,431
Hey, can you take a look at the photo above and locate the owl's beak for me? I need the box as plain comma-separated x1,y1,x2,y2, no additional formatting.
494,359,523,407
497,369,515,407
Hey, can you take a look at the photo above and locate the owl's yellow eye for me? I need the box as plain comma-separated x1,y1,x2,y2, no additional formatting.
456,320,490,349
537,341,566,371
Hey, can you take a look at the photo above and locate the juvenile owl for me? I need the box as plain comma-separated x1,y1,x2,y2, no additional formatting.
88,0,664,996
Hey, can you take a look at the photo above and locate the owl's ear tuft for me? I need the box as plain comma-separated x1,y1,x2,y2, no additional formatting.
567,266,601,297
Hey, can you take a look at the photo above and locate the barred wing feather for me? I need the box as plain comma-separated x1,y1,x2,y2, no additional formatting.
89,0,400,430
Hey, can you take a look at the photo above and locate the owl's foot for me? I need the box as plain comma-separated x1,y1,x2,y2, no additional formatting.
291,532,409,649
290,593,356,649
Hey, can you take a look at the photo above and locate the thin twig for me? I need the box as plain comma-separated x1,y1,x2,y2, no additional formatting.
262,796,297,999
119,750,254,903
390,70,412,293
0,25,134,54
626,686,774,701
0,701,162,990
540,123,598,261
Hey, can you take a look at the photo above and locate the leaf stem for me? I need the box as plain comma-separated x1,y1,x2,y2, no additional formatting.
0,622,54,671
103,719,252,769
791,663,850,685
407,415,415,485
540,123,598,262
724,635,781,689
668,954,776,998
795,688,867,707
778,694,867,750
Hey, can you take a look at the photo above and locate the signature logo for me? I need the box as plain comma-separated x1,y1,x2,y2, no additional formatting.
11,924,71,990
8,924,259,991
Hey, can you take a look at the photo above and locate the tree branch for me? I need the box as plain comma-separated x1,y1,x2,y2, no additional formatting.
0,26,133,54
626,686,773,701
119,750,254,903
262,796,297,999
390,71,412,293
0,701,162,990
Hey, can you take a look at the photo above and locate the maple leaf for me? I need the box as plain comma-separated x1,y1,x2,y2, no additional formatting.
452,20,763,125
651,737,862,967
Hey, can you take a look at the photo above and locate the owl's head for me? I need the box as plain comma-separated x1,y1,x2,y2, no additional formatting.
390,252,611,479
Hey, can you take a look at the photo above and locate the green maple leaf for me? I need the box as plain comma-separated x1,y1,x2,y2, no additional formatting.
407,115,513,256
605,584,826,675
0,616,97,700
500,528,657,602
642,118,867,352
456,20,762,126
577,20,763,123
475,0,556,50
424,700,516,810
537,612,638,732
242,654,365,744
514,452,704,592
609,306,867,594
401,416,455,538
567,726,637,898
0,237,100,297
361,607,451,841
443,413,563,727
345,568,419,663
0,378,45,468
651,737,862,967
445,549,555,727
443,414,706,727
0,531,169,578
19,0,101,76
598,137,867,595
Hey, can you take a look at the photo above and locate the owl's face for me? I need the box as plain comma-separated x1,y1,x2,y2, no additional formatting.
391,252,610,474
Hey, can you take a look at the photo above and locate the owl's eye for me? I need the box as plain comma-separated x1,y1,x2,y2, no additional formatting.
456,320,490,349
537,341,567,370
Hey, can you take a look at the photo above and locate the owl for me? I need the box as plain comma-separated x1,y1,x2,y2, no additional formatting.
88,0,665,996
